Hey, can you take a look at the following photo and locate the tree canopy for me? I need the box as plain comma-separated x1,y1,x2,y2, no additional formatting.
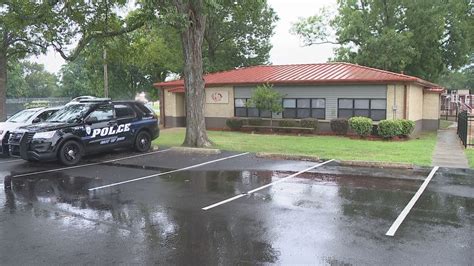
203,0,278,72
60,23,182,100
291,0,473,81
58,0,278,99
1,0,278,147
0,0,152,119
7,61,59,98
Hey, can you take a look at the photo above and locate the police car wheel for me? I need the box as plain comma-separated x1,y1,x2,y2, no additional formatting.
135,131,151,152
58,140,82,166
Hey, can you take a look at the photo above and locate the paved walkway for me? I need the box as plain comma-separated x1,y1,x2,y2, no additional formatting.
432,128,469,168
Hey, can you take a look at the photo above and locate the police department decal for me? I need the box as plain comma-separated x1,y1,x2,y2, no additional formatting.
87,123,131,138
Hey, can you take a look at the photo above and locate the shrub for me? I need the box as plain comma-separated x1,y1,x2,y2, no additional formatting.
397,119,415,137
300,118,318,130
330,118,349,135
278,119,298,127
226,118,243,130
349,117,373,137
378,120,402,139
248,118,264,126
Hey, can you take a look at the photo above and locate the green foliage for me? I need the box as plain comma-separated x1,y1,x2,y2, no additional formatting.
378,120,403,139
247,84,283,115
278,119,298,127
289,7,334,46
397,119,416,137
248,118,264,126
6,61,27,97
59,24,182,99
226,118,243,130
439,55,474,90
300,118,318,129
292,0,473,81
203,0,278,72
349,117,373,137
58,1,278,100
330,118,349,135
7,61,59,98
0,0,152,119
156,128,438,166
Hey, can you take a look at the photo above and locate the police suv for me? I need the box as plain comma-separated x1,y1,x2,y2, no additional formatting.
8,98,159,166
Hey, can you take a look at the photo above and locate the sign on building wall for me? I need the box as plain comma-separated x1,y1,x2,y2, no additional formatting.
206,90,229,104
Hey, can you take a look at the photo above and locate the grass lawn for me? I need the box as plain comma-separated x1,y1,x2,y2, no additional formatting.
466,149,474,168
155,128,438,166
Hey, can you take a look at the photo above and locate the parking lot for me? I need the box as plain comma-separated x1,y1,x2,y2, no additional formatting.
0,149,472,264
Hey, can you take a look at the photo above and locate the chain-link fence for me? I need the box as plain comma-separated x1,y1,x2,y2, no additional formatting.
6,97,70,118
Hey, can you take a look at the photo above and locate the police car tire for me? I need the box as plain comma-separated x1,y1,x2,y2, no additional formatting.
58,140,83,166
134,131,151,152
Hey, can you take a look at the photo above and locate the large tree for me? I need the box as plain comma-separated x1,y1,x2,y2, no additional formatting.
146,0,277,147
291,0,473,81
0,0,150,120
60,22,182,99
7,61,59,98
203,0,277,72
60,0,277,99
171,0,212,147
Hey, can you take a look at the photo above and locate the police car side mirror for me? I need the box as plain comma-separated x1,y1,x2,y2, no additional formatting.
85,117,98,124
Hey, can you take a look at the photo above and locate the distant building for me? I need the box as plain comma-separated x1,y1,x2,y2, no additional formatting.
154,62,443,134
441,89,473,116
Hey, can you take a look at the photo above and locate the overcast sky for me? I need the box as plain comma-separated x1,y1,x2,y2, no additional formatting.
30,0,337,74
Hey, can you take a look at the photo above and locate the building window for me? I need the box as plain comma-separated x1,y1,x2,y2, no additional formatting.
234,98,271,118
283,98,326,119
337,98,386,121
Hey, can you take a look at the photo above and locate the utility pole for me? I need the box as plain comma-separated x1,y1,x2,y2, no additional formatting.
103,46,108,98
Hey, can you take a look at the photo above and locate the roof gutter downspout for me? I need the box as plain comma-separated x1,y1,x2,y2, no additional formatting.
393,85,397,119
161,87,166,128
404,84,408,119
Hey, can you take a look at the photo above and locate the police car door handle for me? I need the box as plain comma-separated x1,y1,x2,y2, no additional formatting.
107,121,117,126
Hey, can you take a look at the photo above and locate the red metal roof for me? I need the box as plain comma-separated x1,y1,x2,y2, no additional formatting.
154,62,441,90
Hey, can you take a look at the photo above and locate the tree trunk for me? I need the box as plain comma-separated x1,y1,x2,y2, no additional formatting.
178,0,212,147
0,51,7,121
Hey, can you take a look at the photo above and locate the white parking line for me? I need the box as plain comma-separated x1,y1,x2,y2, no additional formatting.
12,149,171,178
202,159,335,211
0,159,23,165
88,152,250,191
385,166,439,237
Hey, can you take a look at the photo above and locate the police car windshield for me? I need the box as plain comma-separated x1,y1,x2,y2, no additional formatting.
47,104,92,123
7,109,37,123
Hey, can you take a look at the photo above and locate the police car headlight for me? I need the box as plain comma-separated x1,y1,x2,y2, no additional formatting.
33,131,56,139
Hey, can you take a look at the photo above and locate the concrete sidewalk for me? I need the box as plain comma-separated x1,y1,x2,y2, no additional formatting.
432,128,469,168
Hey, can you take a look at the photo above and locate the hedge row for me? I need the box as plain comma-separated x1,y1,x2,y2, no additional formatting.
226,118,318,130
227,117,415,139
332,117,415,138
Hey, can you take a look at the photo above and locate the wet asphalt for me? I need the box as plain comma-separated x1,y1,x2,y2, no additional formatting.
0,149,472,265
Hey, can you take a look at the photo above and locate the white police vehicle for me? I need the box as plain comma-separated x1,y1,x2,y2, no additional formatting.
0,107,60,157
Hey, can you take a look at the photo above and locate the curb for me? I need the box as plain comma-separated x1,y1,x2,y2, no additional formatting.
256,152,414,169
169,146,221,155
256,152,320,162
336,160,414,169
